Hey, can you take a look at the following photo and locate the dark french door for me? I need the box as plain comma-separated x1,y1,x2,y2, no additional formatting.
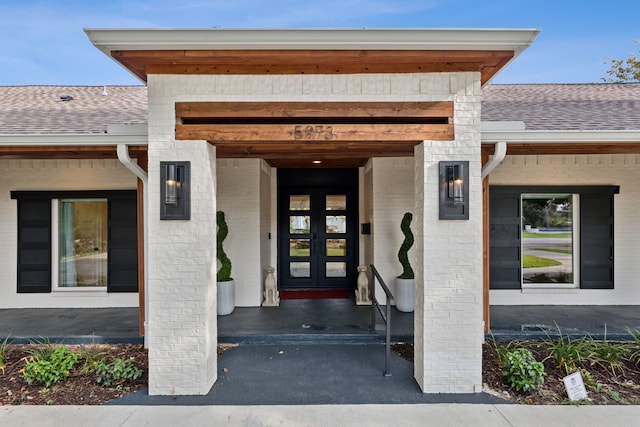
278,169,358,290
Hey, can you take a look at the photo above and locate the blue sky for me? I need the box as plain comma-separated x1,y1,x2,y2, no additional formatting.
1,0,638,86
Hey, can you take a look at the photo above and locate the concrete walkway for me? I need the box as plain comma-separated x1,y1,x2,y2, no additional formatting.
2,404,640,426
111,344,504,405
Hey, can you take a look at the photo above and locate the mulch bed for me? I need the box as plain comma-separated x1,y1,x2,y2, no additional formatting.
0,344,147,405
392,341,640,405
3,342,640,405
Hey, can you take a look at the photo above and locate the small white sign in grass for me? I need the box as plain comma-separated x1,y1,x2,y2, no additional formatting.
563,371,588,401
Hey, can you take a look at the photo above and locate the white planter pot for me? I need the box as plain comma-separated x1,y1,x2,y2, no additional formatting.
395,278,414,313
217,280,235,315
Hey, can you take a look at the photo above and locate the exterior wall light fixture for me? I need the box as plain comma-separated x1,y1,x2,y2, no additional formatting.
439,160,469,220
160,161,190,220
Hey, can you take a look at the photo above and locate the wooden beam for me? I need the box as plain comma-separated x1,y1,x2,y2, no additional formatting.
176,123,453,142
149,62,483,77
267,158,368,168
0,146,148,159
481,143,640,156
216,147,415,159
176,101,453,119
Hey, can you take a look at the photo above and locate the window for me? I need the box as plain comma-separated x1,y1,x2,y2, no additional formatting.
11,190,138,294
55,199,108,289
521,194,578,288
490,186,618,291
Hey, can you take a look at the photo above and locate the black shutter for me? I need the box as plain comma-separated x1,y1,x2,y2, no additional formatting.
581,192,615,289
107,195,138,292
489,188,521,289
16,199,52,293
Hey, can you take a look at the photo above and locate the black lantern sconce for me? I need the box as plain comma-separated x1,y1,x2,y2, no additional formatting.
439,160,469,220
160,161,190,220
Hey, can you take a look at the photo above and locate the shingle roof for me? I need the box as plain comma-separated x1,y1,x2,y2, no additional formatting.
481,83,640,131
0,86,147,134
1,83,639,135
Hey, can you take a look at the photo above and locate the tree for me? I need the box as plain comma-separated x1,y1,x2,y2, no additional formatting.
602,42,640,82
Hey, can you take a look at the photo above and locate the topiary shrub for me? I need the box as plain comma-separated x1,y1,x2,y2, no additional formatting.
397,212,414,279
216,211,232,282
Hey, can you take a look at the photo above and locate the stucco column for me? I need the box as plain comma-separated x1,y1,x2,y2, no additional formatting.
413,75,484,392
146,141,218,395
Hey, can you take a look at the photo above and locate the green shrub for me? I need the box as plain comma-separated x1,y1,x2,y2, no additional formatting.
22,345,81,387
216,211,232,282
95,357,142,387
397,212,414,279
501,348,546,393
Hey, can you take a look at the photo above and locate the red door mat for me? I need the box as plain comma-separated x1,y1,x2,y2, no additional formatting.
279,289,351,299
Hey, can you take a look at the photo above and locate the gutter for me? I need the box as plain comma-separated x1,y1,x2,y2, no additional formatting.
481,141,507,180
116,144,147,182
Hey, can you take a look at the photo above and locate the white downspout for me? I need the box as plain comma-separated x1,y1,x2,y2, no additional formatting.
481,141,507,180
480,140,506,339
116,144,149,347
117,144,147,181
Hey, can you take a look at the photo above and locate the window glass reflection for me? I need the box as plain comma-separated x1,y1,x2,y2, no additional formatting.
290,195,310,211
290,262,310,278
326,262,346,277
290,239,310,257
521,194,574,285
326,216,346,233
290,216,310,234
326,195,346,210
326,239,346,256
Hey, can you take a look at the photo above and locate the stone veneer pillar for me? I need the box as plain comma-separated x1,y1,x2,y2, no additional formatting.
413,73,484,393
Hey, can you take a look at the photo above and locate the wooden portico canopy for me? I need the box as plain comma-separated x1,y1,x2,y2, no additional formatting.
84,28,539,168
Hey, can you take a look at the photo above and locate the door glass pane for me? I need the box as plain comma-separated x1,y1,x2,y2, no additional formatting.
59,199,108,287
521,194,574,285
326,215,346,233
290,195,310,211
326,262,347,277
290,239,310,257
290,262,310,278
326,195,346,210
326,239,346,257
290,215,310,234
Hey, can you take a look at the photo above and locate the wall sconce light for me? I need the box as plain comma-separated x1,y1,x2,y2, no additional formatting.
439,160,469,220
160,161,190,220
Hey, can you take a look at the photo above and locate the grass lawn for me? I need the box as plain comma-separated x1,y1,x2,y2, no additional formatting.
531,247,572,254
523,254,562,268
523,232,571,239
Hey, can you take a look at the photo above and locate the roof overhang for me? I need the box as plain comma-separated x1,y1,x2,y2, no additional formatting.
84,28,539,85
0,133,148,159
481,129,640,155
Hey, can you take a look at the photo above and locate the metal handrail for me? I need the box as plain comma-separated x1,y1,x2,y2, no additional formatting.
370,264,393,377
